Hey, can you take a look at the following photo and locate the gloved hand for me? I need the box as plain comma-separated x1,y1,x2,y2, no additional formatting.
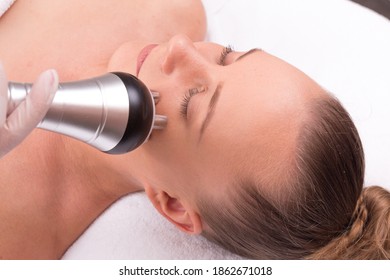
0,64,58,158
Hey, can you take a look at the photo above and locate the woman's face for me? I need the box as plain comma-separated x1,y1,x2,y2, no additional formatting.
108,35,322,207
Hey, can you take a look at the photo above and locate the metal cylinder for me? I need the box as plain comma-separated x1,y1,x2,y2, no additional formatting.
7,72,165,154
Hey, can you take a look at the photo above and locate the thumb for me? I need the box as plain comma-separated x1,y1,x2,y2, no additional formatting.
4,69,58,140
0,62,7,128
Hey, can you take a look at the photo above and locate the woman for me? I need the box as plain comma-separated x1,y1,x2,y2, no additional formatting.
1,0,389,259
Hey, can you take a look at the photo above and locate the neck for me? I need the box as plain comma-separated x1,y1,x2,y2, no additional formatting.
48,135,144,257
59,136,145,205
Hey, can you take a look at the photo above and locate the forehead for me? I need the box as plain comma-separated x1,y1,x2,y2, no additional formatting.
202,51,319,179
214,52,313,133
226,50,316,100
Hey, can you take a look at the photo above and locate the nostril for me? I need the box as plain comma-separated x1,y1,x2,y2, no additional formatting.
161,54,174,75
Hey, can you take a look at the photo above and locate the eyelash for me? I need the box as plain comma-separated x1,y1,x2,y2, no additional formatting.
218,45,233,66
180,46,233,118
180,87,205,117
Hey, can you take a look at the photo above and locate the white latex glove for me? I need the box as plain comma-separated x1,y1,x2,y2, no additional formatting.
0,64,58,158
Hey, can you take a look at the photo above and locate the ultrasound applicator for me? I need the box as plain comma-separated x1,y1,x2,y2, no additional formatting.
7,72,167,154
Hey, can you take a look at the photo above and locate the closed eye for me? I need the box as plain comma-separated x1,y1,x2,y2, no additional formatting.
218,45,233,66
180,87,206,118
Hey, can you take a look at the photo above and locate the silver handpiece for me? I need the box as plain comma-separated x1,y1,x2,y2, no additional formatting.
7,72,167,154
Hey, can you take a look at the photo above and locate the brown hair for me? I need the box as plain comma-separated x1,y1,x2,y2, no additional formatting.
198,95,390,259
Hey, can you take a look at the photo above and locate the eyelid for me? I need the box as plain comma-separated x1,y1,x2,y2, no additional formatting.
218,45,233,66
180,86,206,118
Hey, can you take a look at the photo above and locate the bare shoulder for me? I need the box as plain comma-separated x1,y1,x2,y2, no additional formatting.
141,0,207,42
0,132,63,259
0,0,206,81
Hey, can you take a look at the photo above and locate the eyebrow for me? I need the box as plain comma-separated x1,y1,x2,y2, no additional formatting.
236,48,262,61
199,82,223,142
198,48,261,142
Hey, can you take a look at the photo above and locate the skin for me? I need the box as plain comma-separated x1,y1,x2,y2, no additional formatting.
0,0,206,259
107,35,323,234
0,0,324,259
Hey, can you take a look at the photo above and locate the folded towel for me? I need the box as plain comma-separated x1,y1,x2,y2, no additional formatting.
62,192,243,259
0,0,15,18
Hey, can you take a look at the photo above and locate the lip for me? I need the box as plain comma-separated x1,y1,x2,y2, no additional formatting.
136,44,158,76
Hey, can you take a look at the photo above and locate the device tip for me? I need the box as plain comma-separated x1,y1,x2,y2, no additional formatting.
153,114,168,130
151,91,160,105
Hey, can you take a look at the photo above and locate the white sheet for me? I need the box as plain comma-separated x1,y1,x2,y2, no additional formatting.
63,0,390,259
0,0,15,18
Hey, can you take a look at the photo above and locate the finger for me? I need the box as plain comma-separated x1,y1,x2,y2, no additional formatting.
4,69,58,139
26,69,58,121
0,62,8,126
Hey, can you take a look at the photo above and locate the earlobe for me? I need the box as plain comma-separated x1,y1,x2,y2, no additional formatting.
144,184,202,235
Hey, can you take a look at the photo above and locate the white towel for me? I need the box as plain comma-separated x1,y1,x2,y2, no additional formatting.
0,0,15,18
62,192,243,259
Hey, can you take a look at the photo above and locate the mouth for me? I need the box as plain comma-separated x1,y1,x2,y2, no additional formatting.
136,44,158,77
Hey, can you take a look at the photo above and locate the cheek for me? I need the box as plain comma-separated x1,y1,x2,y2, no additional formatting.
141,123,237,198
143,85,197,161
140,143,203,194
141,116,195,176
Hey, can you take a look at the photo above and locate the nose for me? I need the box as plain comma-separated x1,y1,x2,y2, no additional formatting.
162,34,206,76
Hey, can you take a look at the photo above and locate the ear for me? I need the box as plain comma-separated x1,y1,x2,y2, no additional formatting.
144,184,202,235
